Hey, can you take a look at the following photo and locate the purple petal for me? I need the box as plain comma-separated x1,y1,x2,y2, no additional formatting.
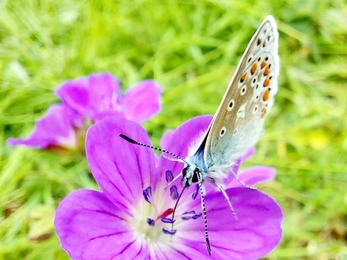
55,73,122,121
154,129,175,165
92,110,123,122
160,129,175,150
7,104,83,149
228,166,276,188
86,116,156,215
176,188,283,259
55,77,92,117
55,189,148,259
122,80,162,122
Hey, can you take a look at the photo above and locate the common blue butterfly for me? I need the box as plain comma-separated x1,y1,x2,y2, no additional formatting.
120,15,279,255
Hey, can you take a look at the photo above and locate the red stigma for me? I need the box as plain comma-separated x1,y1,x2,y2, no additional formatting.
157,208,174,220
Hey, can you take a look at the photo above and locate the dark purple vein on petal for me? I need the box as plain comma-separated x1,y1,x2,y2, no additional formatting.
88,230,129,241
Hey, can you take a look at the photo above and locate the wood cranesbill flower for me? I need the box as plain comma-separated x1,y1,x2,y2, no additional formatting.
7,104,84,150
54,115,283,259
7,73,162,150
55,73,162,123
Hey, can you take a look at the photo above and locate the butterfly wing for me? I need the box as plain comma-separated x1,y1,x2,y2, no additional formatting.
204,15,279,171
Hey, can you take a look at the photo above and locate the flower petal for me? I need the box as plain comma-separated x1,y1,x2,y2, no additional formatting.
7,104,83,149
176,188,283,259
122,80,162,122
160,129,175,150
55,189,148,259
229,166,276,188
86,116,155,215
153,129,175,165
56,73,121,121
55,77,92,117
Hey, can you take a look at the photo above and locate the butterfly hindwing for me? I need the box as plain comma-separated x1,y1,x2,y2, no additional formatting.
204,16,279,171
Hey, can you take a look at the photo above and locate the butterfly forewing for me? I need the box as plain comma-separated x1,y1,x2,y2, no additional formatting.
204,16,279,170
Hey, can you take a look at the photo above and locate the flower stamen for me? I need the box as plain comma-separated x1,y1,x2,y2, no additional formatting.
181,210,202,220
143,187,152,204
162,228,177,235
170,185,178,200
147,218,155,226
161,217,175,224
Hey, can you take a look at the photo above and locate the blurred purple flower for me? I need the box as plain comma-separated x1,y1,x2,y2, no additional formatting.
55,73,162,123
54,115,283,259
7,104,84,150
7,73,162,150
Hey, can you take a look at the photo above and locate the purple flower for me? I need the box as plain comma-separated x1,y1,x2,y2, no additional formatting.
54,115,283,259
8,73,162,149
7,104,84,150
55,73,162,123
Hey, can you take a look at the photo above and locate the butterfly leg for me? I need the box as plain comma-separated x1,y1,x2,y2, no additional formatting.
164,173,182,190
206,177,238,220
230,170,257,190
216,183,238,221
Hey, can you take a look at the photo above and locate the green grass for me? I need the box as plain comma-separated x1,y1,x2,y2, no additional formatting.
1,0,347,259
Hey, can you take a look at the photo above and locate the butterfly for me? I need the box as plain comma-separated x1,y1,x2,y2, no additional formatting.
120,15,279,256
182,15,279,189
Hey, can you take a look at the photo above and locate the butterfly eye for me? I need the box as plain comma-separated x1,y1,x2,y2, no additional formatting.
192,168,200,183
182,167,188,178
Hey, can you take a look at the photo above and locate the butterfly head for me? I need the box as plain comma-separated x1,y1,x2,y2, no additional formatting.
182,165,201,187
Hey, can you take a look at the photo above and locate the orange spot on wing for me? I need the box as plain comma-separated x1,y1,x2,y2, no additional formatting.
261,107,267,118
263,77,270,87
264,65,270,76
240,72,247,83
250,63,257,75
263,88,271,101
261,61,267,69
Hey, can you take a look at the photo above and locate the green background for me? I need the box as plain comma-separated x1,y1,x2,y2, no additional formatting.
1,0,346,259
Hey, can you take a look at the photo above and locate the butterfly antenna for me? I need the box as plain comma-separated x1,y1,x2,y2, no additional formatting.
198,181,211,256
119,134,189,165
